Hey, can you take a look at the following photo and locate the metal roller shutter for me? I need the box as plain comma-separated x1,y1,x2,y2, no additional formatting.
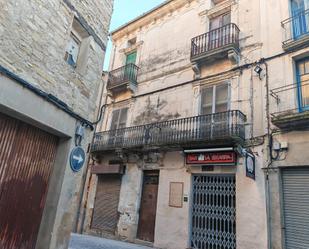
282,168,309,249
191,175,236,249
91,175,122,234
0,112,58,249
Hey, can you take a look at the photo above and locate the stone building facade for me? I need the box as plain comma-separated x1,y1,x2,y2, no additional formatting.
0,0,113,249
81,0,309,249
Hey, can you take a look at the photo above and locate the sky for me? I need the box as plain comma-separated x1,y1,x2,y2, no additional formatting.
103,0,166,70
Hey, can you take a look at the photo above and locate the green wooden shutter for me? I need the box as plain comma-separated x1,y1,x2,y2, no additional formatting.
126,51,137,65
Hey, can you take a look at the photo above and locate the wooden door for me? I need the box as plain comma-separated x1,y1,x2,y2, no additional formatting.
137,171,159,242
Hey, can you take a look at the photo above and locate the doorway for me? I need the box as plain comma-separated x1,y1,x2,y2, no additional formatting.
191,175,236,249
0,112,58,249
296,58,309,111
291,0,309,39
137,170,159,242
91,175,122,234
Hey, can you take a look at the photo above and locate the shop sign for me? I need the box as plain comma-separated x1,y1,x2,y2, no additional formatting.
246,152,255,180
186,151,237,166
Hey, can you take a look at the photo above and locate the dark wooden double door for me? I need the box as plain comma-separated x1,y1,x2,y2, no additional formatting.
137,170,159,242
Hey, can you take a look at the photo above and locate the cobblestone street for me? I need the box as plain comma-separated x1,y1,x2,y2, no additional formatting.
69,233,153,249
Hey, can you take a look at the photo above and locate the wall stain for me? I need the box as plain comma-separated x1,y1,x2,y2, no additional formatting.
133,97,180,125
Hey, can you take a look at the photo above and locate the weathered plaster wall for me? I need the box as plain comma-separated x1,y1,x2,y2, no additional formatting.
117,164,143,240
88,0,309,248
154,152,190,249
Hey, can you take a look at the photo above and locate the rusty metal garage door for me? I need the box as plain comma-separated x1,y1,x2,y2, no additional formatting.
91,175,122,234
0,112,58,249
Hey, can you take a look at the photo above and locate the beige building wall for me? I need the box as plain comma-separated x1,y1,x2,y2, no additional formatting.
84,0,309,249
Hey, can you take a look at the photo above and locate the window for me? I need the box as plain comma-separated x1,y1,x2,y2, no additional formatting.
201,83,229,115
291,0,309,39
296,58,309,111
212,0,226,5
109,108,128,146
209,12,231,31
65,33,81,67
125,51,137,65
110,108,128,130
65,18,90,70
127,37,137,47
209,13,231,49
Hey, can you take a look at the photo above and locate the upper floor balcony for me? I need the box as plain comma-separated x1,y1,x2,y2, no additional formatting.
270,80,309,129
190,23,240,65
91,110,246,153
107,63,139,95
282,9,309,51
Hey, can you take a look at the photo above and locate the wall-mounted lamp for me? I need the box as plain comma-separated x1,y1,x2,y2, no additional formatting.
75,124,85,147
254,64,263,80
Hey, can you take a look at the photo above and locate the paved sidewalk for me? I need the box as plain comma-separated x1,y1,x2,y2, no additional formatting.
69,233,153,249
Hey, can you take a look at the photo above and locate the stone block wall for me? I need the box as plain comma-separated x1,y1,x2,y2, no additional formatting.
0,0,114,120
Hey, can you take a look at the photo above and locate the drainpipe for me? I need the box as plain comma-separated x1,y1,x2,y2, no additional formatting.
261,59,273,249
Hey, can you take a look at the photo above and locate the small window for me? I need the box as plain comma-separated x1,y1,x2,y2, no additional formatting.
212,0,226,5
64,33,81,67
65,18,89,70
128,37,137,47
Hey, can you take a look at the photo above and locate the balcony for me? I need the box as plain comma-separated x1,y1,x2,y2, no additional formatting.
190,23,240,65
282,9,309,51
270,80,309,129
92,110,246,153
107,63,139,94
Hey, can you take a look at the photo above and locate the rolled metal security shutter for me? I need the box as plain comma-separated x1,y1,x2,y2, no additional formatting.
282,168,309,249
0,112,58,249
92,175,122,234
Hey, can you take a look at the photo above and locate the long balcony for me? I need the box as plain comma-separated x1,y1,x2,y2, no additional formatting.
190,23,240,64
92,110,246,153
282,9,309,51
270,80,309,129
107,63,139,94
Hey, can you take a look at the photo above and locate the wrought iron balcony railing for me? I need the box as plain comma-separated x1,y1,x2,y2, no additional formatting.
107,63,139,90
92,110,246,152
191,23,240,61
270,80,309,129
282,9,309,47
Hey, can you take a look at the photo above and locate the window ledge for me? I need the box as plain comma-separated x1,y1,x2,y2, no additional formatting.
119,41,144,54
206,0,235,19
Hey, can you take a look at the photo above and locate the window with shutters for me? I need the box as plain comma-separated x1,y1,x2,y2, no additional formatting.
110,108,128,130
108,108,128,146
201,83,230,115
209,12,231,31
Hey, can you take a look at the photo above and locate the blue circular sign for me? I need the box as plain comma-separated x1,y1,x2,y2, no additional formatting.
70,146,86,172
